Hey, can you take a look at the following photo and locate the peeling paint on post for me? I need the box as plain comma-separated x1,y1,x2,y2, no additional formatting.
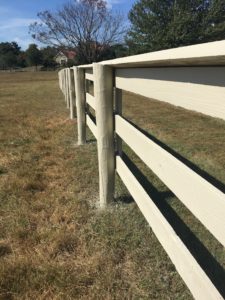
74,67,86,145
93,63,115,207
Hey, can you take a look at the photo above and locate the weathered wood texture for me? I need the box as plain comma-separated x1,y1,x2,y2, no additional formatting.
93,63,115,207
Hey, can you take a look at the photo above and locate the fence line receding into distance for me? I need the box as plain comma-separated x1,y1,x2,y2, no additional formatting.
58,40,225,300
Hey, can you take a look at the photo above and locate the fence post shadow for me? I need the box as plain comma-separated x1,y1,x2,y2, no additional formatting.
124,117,225,194
121,152,225,298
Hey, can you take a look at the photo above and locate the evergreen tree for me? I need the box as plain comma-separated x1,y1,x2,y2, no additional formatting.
41,46,57,69
26,44,43,70
202,0,225,41
0,42,21,69
127,0,225,54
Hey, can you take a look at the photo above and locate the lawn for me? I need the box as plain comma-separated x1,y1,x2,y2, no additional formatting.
0,71,224,299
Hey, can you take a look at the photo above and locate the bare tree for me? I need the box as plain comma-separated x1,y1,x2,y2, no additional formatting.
29,0,126,64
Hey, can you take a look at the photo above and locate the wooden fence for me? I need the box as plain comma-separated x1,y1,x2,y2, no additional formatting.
58,40,225,300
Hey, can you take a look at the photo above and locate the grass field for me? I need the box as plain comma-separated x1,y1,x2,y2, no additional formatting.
0,71,224,299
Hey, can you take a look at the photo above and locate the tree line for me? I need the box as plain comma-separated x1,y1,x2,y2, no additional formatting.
1,0,225,69
0,42,58,70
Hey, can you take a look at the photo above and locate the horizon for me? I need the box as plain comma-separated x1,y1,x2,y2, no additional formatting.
0,0,135,50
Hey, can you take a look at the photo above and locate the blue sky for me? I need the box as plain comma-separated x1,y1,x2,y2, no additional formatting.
0,0,135,50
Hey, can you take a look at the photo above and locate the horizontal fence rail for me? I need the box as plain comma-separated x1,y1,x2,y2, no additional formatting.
85,68,94,81
86,115,97,139
115,67,225,120
115,115,225,247
116,156,223,300
86,93,96,110
58,40,225,300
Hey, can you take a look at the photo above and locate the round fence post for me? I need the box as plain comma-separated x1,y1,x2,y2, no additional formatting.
74,67,86,145
66,68,70,109
93,63,115,208
69,68,76,119
63,69,66,102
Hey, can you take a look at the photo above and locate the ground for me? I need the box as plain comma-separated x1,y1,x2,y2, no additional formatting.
0,71,224,299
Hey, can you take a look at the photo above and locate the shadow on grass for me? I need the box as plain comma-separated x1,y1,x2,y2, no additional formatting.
123,117,225,193
115,195,134,204
86,139,96,144
120,153,225,297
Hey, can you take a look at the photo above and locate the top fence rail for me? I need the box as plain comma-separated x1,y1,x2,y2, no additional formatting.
78,40,225,68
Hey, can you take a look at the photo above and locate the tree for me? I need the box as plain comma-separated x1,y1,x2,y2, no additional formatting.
95,43,128,60
126,0,225,54
29,0,126,64
40,46,57,69
26,44,43,70
0,42,21,69
202,0,225,41
17,52,27,68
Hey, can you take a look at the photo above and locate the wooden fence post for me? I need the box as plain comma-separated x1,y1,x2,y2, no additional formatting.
63,69,67,104
74,67,86,145
65,69,68,107
66,68,70,109
93,63,115,207
114,88,122,156
62,70,66,101
58,71,61,91
60,71,63,91
69,68,76,119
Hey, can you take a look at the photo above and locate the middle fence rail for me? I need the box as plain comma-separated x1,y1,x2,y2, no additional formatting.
58,40,225,300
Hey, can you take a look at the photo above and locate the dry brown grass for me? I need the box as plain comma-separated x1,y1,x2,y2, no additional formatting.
0,72,224,299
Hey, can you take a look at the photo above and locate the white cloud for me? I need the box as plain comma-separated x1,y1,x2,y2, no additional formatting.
0,18,37,31
0,18,39,49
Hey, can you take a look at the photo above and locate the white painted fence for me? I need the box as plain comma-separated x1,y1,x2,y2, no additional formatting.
58,40,225,300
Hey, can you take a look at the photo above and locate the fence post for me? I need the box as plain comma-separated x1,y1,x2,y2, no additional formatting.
62,71,64,96
66,69,70,109
93,63,115,207
74,67,86,145
65,69,68,107
69,68,76,119
64,69,67,104
58,71,61,91
64,69,67,102
114,88,122,156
